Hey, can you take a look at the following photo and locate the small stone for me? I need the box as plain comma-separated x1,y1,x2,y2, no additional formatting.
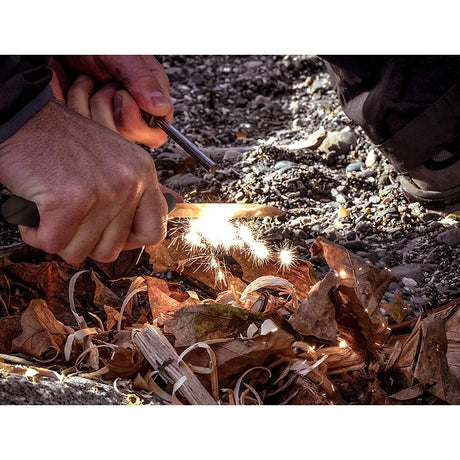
254,95,271,106
436,227,460,247
390,263,437,282
335,194,347,204
318,130,357,155
164,173,204,188
402,277,417,287
365,149,378,168
346,161,365,172
369,195,381,204
223,149,243,163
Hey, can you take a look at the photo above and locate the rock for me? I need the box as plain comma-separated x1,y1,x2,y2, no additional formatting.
402,277,417,287
390,263,437,282
253,95,272,106
318,130,357,155
164,173,204,189
346,161,365,172
365,149,378,168
223,149,244,163
436,227,460,247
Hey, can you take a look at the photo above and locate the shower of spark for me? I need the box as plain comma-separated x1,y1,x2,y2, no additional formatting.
179,209,297,285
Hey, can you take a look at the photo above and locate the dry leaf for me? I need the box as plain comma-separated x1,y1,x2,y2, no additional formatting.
184,329,295,381
91,271,122,310
443,305,460,379
165,303,266,347
381,292,409,323
12,299,74,359
232,251,318,300
310,237,395,316
5,261,78,325
393,314,460,404
104,305,122,331
0,315,22,354
388,384,424,401
102,347,145,379
289,271,338,341
144,275,196,321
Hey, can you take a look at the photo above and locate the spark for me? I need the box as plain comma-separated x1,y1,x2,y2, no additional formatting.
279,247,295,269
339,340,347,348
338,269,347,278
249,241,270,262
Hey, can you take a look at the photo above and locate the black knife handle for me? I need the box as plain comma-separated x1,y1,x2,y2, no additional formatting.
1,193,176,228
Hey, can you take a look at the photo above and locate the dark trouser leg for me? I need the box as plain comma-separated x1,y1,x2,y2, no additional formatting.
321,56,460,172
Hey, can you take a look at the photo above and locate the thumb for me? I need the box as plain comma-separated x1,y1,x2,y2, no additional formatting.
109,56,173,118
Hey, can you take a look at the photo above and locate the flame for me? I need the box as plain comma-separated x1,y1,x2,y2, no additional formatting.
339,339,347,348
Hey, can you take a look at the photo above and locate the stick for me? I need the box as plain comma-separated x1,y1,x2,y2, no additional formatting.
133,325,216,405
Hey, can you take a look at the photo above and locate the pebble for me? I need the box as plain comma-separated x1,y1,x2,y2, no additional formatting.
365,149,378,168
402,277,418,287
317,130,357,155
390,263,437,282
346,161,365,172
369,195,381,204
223,149,244,163
436,227,460,247
164,173,204,188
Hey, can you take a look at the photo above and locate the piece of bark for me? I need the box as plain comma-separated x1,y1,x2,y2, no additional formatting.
133,325,216,405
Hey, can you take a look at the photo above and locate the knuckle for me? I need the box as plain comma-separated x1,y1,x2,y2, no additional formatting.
91,250,120,264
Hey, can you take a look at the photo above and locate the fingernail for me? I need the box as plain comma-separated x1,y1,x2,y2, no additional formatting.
151,91,169,107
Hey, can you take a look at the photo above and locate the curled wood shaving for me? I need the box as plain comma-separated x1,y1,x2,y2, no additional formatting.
234,366,272,406
171,375,187,405
177,342,219,401
117,286,148,332
68,270,89,329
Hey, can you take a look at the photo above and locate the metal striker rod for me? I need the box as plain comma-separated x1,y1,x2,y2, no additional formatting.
154,117,217,173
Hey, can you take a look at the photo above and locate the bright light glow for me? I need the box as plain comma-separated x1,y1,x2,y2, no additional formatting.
338,269,347,278
279,248,294,269
339,340,347,348
250,241,270,262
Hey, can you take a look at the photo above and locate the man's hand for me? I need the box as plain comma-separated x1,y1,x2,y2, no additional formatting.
59,55,173,148
0,100,169,264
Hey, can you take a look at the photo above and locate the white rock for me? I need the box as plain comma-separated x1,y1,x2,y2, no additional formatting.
402,277,418,287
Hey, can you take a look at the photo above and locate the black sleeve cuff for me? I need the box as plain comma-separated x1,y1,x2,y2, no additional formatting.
0,56,53,143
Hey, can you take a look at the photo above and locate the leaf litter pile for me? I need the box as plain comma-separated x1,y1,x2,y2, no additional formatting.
0,217,459,405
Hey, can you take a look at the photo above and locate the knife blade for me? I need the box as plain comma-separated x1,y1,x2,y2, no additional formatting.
168,202,285,219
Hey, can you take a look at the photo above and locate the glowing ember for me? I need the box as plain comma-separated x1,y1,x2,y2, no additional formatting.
338,269,347,278
339,339,347,348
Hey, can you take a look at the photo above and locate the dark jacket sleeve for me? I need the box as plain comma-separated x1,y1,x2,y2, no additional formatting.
0,56,53,143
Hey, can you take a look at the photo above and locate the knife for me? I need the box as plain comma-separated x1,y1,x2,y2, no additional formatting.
1,194,284,227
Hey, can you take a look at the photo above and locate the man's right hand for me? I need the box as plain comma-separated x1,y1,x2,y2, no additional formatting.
0,100,169,264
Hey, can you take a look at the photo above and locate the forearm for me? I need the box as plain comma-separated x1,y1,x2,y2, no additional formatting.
0,56,53,143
